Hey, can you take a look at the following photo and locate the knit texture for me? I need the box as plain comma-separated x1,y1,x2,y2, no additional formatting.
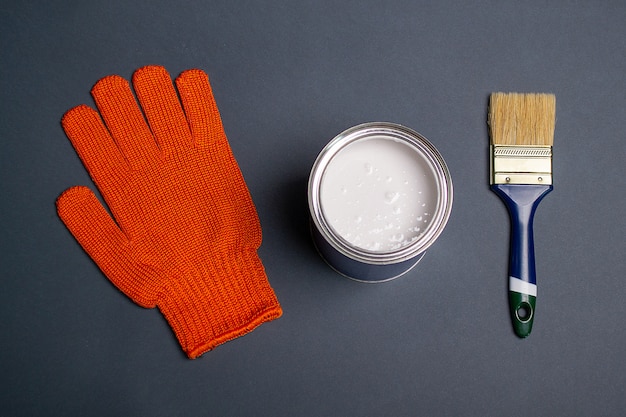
57,65,282,358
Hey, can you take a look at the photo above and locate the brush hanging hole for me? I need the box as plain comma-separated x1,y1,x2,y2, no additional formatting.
515,302,533,323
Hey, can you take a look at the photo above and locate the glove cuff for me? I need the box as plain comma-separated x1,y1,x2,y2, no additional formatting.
158,250,282,358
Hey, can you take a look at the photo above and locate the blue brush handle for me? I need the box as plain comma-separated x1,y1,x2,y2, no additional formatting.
491,184,552,338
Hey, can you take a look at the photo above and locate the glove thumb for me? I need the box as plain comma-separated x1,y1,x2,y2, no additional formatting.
56,186,159,308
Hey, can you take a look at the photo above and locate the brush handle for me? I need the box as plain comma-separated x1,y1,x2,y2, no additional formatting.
491,184,552,338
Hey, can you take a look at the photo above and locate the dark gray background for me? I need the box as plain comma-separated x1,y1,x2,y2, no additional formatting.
2,1,625,416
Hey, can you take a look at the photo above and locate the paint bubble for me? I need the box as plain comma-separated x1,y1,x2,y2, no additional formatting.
390,233,405,242
384,191,400,204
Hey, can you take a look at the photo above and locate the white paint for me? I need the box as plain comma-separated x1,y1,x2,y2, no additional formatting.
509,276,537,296
320,136,439,252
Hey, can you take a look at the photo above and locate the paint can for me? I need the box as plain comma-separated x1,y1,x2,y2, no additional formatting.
308,122,453,282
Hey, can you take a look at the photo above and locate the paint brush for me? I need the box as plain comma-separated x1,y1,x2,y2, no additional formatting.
488,92,556,338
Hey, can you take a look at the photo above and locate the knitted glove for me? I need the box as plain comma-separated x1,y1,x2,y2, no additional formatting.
57,65,282,358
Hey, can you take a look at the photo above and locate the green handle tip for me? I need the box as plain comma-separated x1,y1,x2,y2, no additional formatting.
509,292,536,338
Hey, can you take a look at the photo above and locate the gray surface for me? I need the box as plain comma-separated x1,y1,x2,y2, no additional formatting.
2,1,625,416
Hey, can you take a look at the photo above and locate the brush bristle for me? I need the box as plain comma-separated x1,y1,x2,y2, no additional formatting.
489,92,556,146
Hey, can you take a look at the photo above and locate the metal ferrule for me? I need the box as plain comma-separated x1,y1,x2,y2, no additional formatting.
490,145,553,185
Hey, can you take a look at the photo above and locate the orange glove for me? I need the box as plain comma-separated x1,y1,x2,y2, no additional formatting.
57,66,282,358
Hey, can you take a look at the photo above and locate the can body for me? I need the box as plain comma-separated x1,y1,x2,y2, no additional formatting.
308,122,453,282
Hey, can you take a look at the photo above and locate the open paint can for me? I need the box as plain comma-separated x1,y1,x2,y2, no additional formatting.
308,122,453,282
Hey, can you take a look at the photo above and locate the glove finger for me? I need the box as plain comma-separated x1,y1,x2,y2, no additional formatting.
175,69,225,148
56,186,158,308
132,66,192,155
62,105,128,187
91,74,161,167
174,69,261,241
